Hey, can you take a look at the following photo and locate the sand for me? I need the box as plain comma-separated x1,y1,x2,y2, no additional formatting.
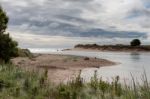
11,54,116,83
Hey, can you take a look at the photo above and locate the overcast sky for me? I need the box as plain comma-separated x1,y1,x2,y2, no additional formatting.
1,0,150,48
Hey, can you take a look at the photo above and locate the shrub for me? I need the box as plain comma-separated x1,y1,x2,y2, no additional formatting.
18,49,33,58
130,39,141,46
0,6,19,63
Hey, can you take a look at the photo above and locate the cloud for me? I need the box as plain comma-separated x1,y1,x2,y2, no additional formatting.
11,31,148,48
0,0,150,47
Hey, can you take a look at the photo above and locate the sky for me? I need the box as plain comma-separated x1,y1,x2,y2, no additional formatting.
0,0,150,48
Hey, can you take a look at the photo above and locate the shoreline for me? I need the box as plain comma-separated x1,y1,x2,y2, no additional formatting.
11,53,116,83
63,48,150,53
73,44,150,52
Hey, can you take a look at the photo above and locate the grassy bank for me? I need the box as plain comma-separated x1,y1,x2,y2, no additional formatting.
0,64,150,99
75,44,150,52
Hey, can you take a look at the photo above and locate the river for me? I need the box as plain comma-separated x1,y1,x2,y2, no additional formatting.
30,48,150,83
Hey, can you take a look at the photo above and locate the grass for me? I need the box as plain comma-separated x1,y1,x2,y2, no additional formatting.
63,55,81,62
0,64,150,99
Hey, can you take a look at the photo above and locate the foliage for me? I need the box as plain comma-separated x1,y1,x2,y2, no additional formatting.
18,49,33,58
130,39,141,46
0,64,52,99
0,33,19,63
0,6,19,63
0,64,150,99
0,6,8,33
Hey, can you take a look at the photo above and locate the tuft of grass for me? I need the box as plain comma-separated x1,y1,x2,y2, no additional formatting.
0,64,150,99
63,55,81,62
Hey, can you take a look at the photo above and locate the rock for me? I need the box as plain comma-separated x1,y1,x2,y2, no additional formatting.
84,57,90,60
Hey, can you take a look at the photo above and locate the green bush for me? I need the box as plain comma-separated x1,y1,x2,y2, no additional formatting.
18,49,33,58
130,39,141,46
0,6,19,63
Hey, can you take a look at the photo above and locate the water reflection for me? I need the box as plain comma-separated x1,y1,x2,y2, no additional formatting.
30,49,150,83
56,51,150,83
130,52,140,61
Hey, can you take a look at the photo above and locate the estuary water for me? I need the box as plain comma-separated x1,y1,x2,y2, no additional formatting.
30,48,150,83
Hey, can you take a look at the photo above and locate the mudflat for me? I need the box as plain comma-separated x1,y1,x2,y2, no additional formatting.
11,54,116,83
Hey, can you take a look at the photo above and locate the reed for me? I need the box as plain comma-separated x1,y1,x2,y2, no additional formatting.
0,64,150,99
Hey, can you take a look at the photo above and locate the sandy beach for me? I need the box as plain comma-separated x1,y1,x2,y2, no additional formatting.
11,54,116,83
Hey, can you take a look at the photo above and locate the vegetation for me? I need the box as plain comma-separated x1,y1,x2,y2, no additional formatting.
0,6,19,63
0,64,150,99
0,64,52,99
130,39,141,46
0,4,150,99
75,43,150,51
18,49,33,58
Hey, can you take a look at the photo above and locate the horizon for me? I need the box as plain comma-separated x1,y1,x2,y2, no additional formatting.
1,0,150,48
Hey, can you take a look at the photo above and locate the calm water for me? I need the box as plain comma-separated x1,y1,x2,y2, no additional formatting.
30,48,150,83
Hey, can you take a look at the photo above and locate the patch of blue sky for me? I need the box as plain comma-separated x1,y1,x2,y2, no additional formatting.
143,1,150,8
125,12,141,19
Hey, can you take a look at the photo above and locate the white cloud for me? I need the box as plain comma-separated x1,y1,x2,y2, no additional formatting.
1,0,150,47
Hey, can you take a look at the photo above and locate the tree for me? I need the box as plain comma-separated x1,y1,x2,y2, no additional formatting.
0,6,18,63
130,39,141,46
0,6,8,34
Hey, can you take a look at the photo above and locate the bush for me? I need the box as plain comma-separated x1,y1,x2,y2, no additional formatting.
130,39,141,46
18,49,33,58
0,6,19,63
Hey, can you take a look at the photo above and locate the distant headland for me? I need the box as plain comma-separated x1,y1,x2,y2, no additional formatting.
73,43,150,52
